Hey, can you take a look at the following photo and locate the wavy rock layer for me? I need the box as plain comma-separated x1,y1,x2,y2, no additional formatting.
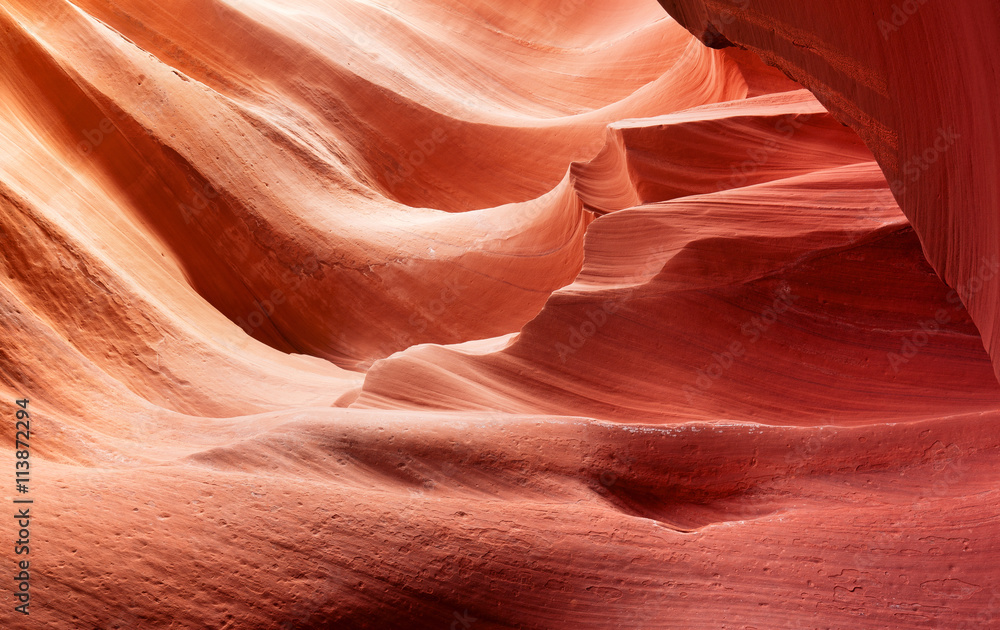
355,163,1000,423
658,0,1000,382
0,0,998,628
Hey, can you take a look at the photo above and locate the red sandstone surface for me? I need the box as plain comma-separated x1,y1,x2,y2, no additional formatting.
1,0,998,628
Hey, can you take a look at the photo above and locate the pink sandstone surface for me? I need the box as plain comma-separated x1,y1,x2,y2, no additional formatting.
0,0,998,628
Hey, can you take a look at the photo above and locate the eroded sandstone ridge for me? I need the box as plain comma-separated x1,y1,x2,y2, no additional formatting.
659,0,1000,381
0,0,997,628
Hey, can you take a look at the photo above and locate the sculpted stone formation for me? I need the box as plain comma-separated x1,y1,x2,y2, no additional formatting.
0,0,997,627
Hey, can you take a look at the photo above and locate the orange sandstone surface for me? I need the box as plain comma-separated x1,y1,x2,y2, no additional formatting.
0,0,998,628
